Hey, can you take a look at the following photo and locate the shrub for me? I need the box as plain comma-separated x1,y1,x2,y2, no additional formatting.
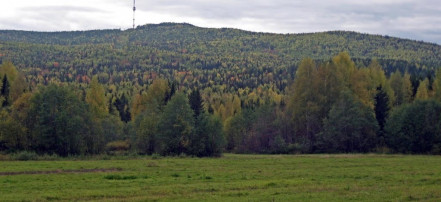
106,141,130,155
151,153,162,159
385,100,441,154
0,153,10,160
10,151,39,161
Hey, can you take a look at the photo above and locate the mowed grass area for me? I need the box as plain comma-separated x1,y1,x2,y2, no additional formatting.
1,154,441,201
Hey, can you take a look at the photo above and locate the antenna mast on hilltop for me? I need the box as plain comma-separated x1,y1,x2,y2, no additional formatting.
132,0,136,29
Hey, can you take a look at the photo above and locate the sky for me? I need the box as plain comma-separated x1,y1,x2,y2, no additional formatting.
0,0,440,44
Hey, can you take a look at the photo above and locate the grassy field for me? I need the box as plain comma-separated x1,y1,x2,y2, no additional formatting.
1,154,441,201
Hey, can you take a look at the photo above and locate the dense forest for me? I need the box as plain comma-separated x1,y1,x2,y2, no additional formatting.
1,23,441,156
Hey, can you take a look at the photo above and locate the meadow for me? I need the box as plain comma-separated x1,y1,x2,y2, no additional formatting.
1,154,441,201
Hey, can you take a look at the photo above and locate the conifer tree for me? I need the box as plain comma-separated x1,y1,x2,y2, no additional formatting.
189,89,203,119
374,86,389,133
1,75,10,107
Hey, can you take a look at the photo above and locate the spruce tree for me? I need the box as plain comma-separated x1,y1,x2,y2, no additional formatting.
114,94,131,122
374,86,389,133
189,89,203,119
1,75,10,107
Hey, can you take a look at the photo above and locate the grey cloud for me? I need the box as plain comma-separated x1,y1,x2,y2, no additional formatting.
1,5,115,31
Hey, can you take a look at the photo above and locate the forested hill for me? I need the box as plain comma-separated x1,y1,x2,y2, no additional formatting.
3,23,441,156
0,22,440,92
1,22,441,66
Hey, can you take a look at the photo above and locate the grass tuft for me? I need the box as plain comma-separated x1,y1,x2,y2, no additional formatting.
171,173,180,178
104,175,137,180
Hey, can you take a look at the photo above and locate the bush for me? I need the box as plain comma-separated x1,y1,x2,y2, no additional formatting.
151,153,162,159
385,100,441,154
270,135,288,154
10,151,39,161
0,153,10,160
106,141,130,155
374,146,391,154
287,143,305,154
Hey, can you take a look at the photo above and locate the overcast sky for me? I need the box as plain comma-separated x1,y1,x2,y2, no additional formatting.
1,0,440,44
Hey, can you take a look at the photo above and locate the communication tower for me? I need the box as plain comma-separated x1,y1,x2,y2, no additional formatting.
133,0,136,29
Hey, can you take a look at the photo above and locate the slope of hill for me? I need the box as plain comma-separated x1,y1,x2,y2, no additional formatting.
0,22,440,91
1,23,440,62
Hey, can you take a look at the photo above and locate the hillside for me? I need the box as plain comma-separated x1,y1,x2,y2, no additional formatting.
0,22,440,90
1,23,441,61
2,23,441,156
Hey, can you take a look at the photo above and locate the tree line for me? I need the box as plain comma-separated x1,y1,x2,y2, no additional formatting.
1,52,441,156
0,63,224,157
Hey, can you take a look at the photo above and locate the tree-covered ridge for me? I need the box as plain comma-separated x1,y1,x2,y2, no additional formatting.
1,23,441,65
0,23,438,104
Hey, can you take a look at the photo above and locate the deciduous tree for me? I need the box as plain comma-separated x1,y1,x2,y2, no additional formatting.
319,90,378,153
158,92,194,155
29,85,95,156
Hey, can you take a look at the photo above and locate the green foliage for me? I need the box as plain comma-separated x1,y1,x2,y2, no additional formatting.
9,73,27,103
189,89,203,118
158,92,194,155
271,135,288,154
0,61,18,83
374,86,390,132
288,58,321,152
29,84,96,156
0,109,27,151
389,70,405,106
0,23,439,119
385,100,441,154
86,76,108,118
415,78,430,100
132,79,171,154
1,22,441,156
246,105,287,153
224,105,291,154
134,105,160,154
319,90,378,153
9,150,39,161
98,114,124,142
1,75,10,107
114,94,131,122
131,78,169,119
105,141,130,155
433,69,441,102
189,113,225,157
224,108,256,152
